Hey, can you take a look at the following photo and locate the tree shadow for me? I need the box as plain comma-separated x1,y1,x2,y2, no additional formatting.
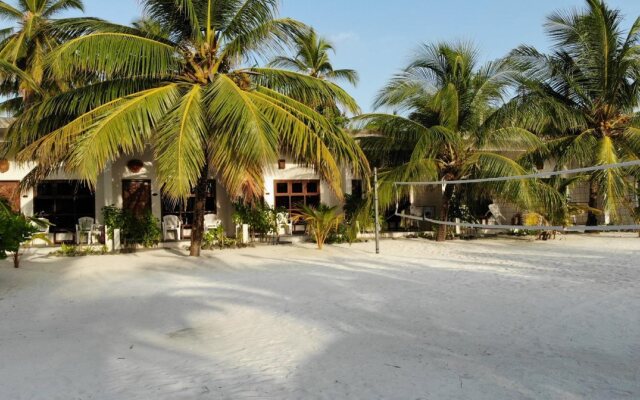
0,237,638,399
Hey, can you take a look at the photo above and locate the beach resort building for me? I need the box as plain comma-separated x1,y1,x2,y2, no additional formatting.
0,118,362,243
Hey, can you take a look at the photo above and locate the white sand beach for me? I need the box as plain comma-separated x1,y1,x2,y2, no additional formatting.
1,235,639,399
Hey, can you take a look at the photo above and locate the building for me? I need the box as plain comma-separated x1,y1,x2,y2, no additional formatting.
1,119,363,244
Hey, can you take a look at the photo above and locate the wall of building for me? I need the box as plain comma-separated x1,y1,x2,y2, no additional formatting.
262,157,343,209
0,150,238,237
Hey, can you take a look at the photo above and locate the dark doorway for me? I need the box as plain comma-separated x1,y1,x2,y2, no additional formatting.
123,180,152,217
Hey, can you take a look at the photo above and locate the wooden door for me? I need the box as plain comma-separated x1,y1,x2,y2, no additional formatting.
122,180,152,217
0,181,20,212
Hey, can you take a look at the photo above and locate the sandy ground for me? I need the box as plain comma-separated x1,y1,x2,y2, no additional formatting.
0,234,639,400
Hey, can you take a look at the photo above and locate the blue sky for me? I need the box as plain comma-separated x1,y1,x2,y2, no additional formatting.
50,0,640,111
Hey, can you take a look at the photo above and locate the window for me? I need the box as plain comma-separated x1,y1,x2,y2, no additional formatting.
274,180,321,214
34,181,95,232
161,180,216,225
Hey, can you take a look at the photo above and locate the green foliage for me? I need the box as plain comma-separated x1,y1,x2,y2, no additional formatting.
102,205,123,240
52,243,109,257
0,198,41,268
325,222,350,245
355,42,544,241
342,193,374,243
4,0,369,257
0,0,85,110
508,0,640,223
269,27,359,85
202,225,244,250
293,203,344,249
101,206,161,249
232,201,286,241
124,211,161,249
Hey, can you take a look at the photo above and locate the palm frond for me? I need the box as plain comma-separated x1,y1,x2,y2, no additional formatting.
155,84,207,199
47,32,180,80
251,67,360,114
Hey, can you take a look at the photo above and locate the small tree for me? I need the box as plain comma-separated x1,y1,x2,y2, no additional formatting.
0,200,45,268
293,204,344,250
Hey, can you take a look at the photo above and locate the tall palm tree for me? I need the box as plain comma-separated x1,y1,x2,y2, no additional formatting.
356,42,544,242
0,0,84,108
4,0,367,256
509,0,640,225
269,28,358,85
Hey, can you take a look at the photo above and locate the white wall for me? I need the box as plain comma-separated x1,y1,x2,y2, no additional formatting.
262,157,348,210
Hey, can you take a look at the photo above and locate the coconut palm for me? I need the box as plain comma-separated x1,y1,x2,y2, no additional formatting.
508,0,640,226
293,203,344,250
269,28,358,85
356,42,545,242
5,0,367,256
0,0,84,108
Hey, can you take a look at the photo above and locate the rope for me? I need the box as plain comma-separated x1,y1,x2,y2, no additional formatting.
394,160,640,186
395,213,640,232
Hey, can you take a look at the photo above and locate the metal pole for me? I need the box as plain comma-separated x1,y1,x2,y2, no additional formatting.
374,167,380,254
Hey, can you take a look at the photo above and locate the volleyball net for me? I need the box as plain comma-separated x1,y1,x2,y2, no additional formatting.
393,160,640,233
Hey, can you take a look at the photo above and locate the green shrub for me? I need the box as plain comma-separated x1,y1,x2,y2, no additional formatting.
101,207,161,250
52,244,108,257
0,199,47,268
202,225,245,250
232,201,286,242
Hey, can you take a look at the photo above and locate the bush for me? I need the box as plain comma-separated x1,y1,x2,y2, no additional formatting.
51,244,109,257
232,201,286,242
0,199,46,268
101,207,161,250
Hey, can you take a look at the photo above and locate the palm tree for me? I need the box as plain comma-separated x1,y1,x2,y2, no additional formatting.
4,0,367,256
269,28,358,85
508,0,640,226
269,28,359,126
292,204,344,250
356,42,544,242
0,0,84,108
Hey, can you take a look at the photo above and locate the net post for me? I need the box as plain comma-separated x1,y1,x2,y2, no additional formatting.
374,167,380,254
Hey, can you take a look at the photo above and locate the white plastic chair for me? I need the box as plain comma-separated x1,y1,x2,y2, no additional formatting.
276,212,292,235
162,215,182,241
76,217,99,245
204,214,221,231
487,204,506,225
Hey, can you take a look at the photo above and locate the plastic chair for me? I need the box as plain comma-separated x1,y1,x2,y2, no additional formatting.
162,215,182,241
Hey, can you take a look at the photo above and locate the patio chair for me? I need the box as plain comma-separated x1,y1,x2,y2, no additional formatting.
76,217,99,245
276,212,293,236
162,215,182,241
204,214,221,231
487,204,507,225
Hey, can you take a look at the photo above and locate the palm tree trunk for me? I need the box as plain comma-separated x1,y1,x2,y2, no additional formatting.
13,252,20,268
436,185,455,242
189,163,209,257
586,178,599,227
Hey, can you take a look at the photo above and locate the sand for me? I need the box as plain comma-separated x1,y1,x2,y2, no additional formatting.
1,234,639,399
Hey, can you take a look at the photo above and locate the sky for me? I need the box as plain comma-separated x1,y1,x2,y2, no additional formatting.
32,0,640,111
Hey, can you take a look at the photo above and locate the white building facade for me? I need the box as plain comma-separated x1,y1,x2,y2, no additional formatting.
1,122,362,243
